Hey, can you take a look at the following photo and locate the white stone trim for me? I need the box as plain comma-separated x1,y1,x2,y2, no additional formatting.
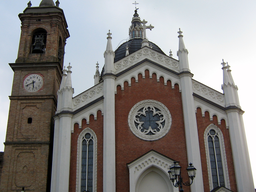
73,83,103,111
115,62,181,92
76,128,97,192
114,47,179,74
192,80,225,107
128,100,172,141
193,97,228,127
127,151,178,192
204,124,230,191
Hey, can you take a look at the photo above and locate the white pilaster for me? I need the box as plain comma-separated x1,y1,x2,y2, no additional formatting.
177,29,204,192
50,116,59,192
103,31,116,192
51,64,74,192
222,61,254,191
55,114,72,192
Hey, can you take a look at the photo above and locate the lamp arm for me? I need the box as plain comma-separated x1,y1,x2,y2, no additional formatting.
182,177,194,186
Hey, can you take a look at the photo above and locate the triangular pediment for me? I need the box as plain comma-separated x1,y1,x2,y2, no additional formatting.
114,47,180,74
127,150,178,192
211,186,233,192
127,150,174,179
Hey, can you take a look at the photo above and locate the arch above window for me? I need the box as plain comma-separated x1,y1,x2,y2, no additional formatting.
204,124,230,191
76,128,97,192
31,28,47,53
127,150,177,192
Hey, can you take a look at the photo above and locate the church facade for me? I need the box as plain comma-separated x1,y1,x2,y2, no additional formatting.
0,0,254,192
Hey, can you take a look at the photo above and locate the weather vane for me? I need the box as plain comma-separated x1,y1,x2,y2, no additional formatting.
133,1,139,10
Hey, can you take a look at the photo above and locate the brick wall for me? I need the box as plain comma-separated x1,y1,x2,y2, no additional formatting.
196,108,237,192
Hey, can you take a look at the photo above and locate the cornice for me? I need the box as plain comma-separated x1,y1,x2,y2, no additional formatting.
114,47,179,74
73,83,103,111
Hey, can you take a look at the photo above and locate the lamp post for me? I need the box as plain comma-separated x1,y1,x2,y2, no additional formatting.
168,161,196,192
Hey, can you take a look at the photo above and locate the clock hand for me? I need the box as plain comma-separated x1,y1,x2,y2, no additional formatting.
26,82,34,87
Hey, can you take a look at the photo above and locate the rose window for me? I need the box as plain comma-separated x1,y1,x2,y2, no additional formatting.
128,100,172,141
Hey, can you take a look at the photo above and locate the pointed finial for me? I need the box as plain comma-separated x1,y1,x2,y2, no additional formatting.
133,1,139,10
221,59,227,68
178,28,183,37
67,62,72,72
125,45,129,56
55,0,60,7
107,30,112,39
27,1,32,7
96,62,99,69
63,66,67,75
169,50,173,57
227,62,231,71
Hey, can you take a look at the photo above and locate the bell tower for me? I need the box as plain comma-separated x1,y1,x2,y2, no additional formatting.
0,0,69,191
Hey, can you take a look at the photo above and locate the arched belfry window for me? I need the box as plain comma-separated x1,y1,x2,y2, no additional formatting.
31,28,47,53
77,128,97,192
204,124,230,190
58,37,63,61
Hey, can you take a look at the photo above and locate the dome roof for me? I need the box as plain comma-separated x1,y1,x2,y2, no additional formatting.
114,38,166,63
39,0,55,7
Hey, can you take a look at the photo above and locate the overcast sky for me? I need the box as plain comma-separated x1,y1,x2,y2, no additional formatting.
0,0,255,187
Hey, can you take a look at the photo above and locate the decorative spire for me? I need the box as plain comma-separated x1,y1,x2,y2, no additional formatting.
221,59,231,86
27,1,32,7
94,62,100,85
66,63,72,88
129,9,154,40
39,0,55,7
106,30,113,52
104,30,115,73
178,28,187,52
221,59,240,107
59,66,67,91
169,50,173,57
178,28,183,37
55,0,60,7
125,45,129,56
177,28,190,72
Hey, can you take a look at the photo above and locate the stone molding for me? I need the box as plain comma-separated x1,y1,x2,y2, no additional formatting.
76,128,97,192
127,150,177,192
114,47,179,74
204,124,230,191
128,100,172,141
192,80,225,107
73,83,103,111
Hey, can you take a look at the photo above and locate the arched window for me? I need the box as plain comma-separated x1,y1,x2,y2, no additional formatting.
77,128,97,192
58,37,63,61
31,28,47,53
204,124,230,190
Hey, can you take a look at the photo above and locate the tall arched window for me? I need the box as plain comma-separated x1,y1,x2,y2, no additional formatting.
204,124,230,190
77,128,97,192
31,28,47,53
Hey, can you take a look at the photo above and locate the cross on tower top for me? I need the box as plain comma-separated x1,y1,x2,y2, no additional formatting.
141,19,154,39
133,1,139,10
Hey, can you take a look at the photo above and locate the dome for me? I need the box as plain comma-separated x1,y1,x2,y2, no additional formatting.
39,0,55,7
114,38,166,63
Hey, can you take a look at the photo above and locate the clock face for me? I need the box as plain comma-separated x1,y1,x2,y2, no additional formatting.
23,73,44,92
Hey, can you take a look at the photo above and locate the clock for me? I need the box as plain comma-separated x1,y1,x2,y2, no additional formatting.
23,73,44,92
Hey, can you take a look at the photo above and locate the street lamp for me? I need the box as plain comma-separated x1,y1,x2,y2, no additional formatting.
168,161,196,192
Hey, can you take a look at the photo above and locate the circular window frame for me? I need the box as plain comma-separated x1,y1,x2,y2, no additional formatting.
128,100,172,141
